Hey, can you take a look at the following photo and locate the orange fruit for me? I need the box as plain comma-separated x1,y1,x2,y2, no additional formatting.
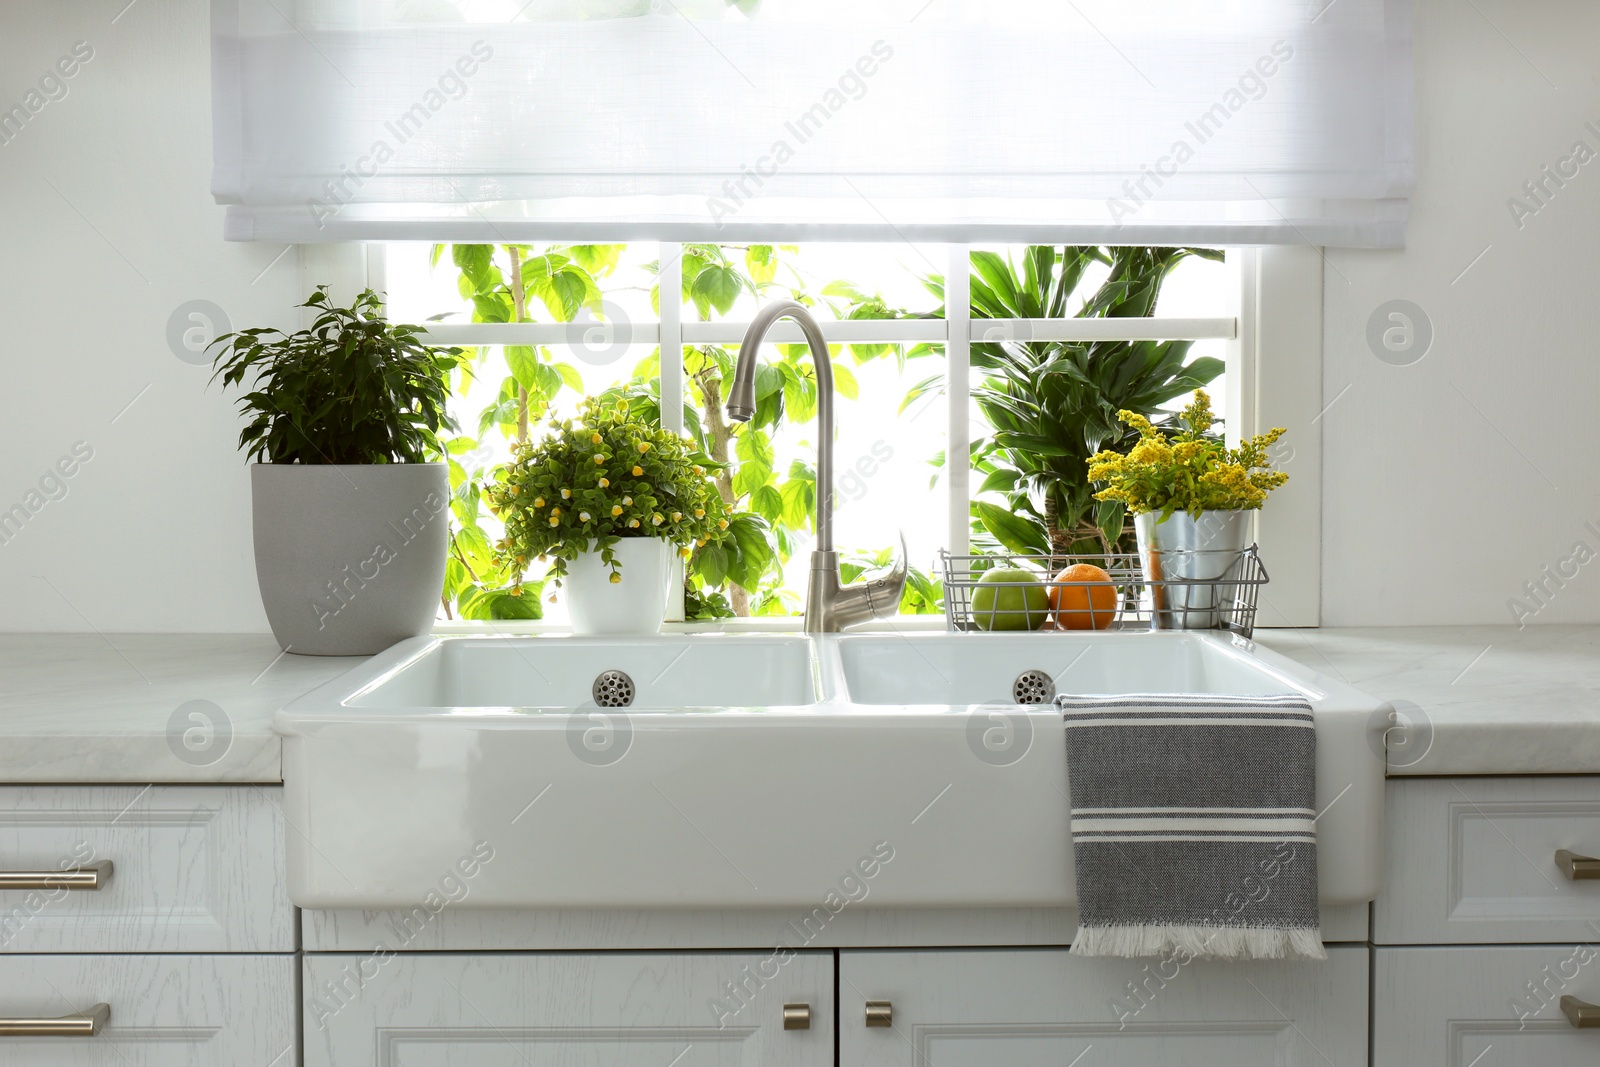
1048,563,1118,630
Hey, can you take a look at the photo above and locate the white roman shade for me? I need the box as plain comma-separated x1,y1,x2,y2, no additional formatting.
211,0,1413,246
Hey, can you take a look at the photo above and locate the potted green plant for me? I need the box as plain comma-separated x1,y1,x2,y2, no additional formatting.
488,397,730,634
210,287,459,656
1088,390,1287,628
909,246,1225,560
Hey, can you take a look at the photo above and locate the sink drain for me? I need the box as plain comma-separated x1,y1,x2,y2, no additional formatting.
592,670,636,708
1012,670,1056,705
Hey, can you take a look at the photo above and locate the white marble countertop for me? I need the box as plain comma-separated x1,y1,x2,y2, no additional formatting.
1257,626,1600,776
0,627,1595,782
0,635,361,782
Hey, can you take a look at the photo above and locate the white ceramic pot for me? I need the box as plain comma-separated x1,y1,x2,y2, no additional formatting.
564,538,673,635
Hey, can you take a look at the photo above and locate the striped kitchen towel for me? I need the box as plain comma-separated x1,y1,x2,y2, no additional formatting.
1059,693,1324,961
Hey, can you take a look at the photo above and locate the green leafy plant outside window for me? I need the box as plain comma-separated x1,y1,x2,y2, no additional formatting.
896,247,1226,558
962,247,1226,557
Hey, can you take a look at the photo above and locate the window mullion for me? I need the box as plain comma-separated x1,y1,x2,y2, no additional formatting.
658,241,686,620
658,241,685,434
945,243,972,558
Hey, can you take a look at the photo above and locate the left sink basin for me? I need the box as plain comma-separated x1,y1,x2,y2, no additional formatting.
335,633,820,711
276,633,869,911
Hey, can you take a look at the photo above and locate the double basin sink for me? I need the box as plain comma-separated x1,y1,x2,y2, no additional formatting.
277,631,1386,911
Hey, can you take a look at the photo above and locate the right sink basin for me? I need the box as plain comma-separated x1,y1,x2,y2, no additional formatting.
834,630,1315,705
831,629,1387,913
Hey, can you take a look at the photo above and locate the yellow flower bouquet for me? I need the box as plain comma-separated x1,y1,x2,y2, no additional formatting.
1087,391,1288,521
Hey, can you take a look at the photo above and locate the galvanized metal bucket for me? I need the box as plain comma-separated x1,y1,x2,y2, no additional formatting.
1134,510,1253,630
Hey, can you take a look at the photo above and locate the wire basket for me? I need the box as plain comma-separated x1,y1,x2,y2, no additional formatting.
938,546,1268,637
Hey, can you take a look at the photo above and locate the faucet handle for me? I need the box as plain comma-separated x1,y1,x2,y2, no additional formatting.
880,531,909,592
837,533,909,625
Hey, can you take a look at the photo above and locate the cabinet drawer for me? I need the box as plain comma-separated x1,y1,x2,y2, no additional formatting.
0,954,294,1066
840,947,1368,1066
1375,946,1600,1064
304,952,834,1067
0,786,292,953
1376,777,1600,944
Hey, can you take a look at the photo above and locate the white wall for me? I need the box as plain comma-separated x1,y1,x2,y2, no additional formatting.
0,0,1594,632
1321,0,1600,626
0,2,293,631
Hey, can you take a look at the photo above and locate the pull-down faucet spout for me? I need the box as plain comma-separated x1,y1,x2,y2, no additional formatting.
726,300,905,632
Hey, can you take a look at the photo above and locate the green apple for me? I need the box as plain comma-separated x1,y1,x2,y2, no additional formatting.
970,568,1049,631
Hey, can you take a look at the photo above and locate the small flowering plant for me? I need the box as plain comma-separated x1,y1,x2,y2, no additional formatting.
488,397,730,584
1087,391,1289,520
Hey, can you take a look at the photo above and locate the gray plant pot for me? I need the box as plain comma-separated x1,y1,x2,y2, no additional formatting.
251,463,449,656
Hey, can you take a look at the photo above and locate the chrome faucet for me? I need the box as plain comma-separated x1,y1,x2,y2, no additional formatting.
726,300,907,633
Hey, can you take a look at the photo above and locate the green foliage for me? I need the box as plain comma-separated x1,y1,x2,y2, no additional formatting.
439,436,546,620
435,243,620,618
437,241,1222,619
1088,390,1289,519
209,287,458,465
433,240,927,621
934,246,1227,555
488,397,730,582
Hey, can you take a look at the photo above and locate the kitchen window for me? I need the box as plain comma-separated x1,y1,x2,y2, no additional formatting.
374,240,1291,626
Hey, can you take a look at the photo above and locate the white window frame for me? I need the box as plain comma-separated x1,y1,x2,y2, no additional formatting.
306,241,1323,628
1232,246,1323,629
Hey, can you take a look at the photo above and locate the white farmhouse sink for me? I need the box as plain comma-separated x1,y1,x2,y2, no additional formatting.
277,630,1385,912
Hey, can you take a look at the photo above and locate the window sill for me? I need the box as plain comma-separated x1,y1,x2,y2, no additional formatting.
431,615,950,636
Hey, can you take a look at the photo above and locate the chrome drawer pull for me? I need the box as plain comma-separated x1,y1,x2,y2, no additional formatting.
0,1003,109,1037
1555,850,1600,880
865,1000,893,1028
0,861,112,891
1562,995,1600,1028
782,1003,810,1030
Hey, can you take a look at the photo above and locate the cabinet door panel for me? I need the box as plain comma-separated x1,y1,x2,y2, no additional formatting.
0,785,292,953
1377,777,1600,944
0,954,294,1067
840,947,1367,1067
1375,946,1600,1065
304,952,833,1067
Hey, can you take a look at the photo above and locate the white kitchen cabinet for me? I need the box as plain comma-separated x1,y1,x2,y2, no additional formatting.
1376,777,1600,945
840,947,1369,1066
303,951,834,1067
0,954,294,1066
1374,946,1600,1065
0,785,292,953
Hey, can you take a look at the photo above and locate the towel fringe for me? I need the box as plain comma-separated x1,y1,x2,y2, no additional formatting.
1071,924,1327,962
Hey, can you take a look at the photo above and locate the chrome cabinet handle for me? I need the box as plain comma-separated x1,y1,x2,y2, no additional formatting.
865,1000,893,1028
1562,995,1600,1028
0,1003,109,1037
782,1003,810,1030
0,861,112,891
1556,850,1600,880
